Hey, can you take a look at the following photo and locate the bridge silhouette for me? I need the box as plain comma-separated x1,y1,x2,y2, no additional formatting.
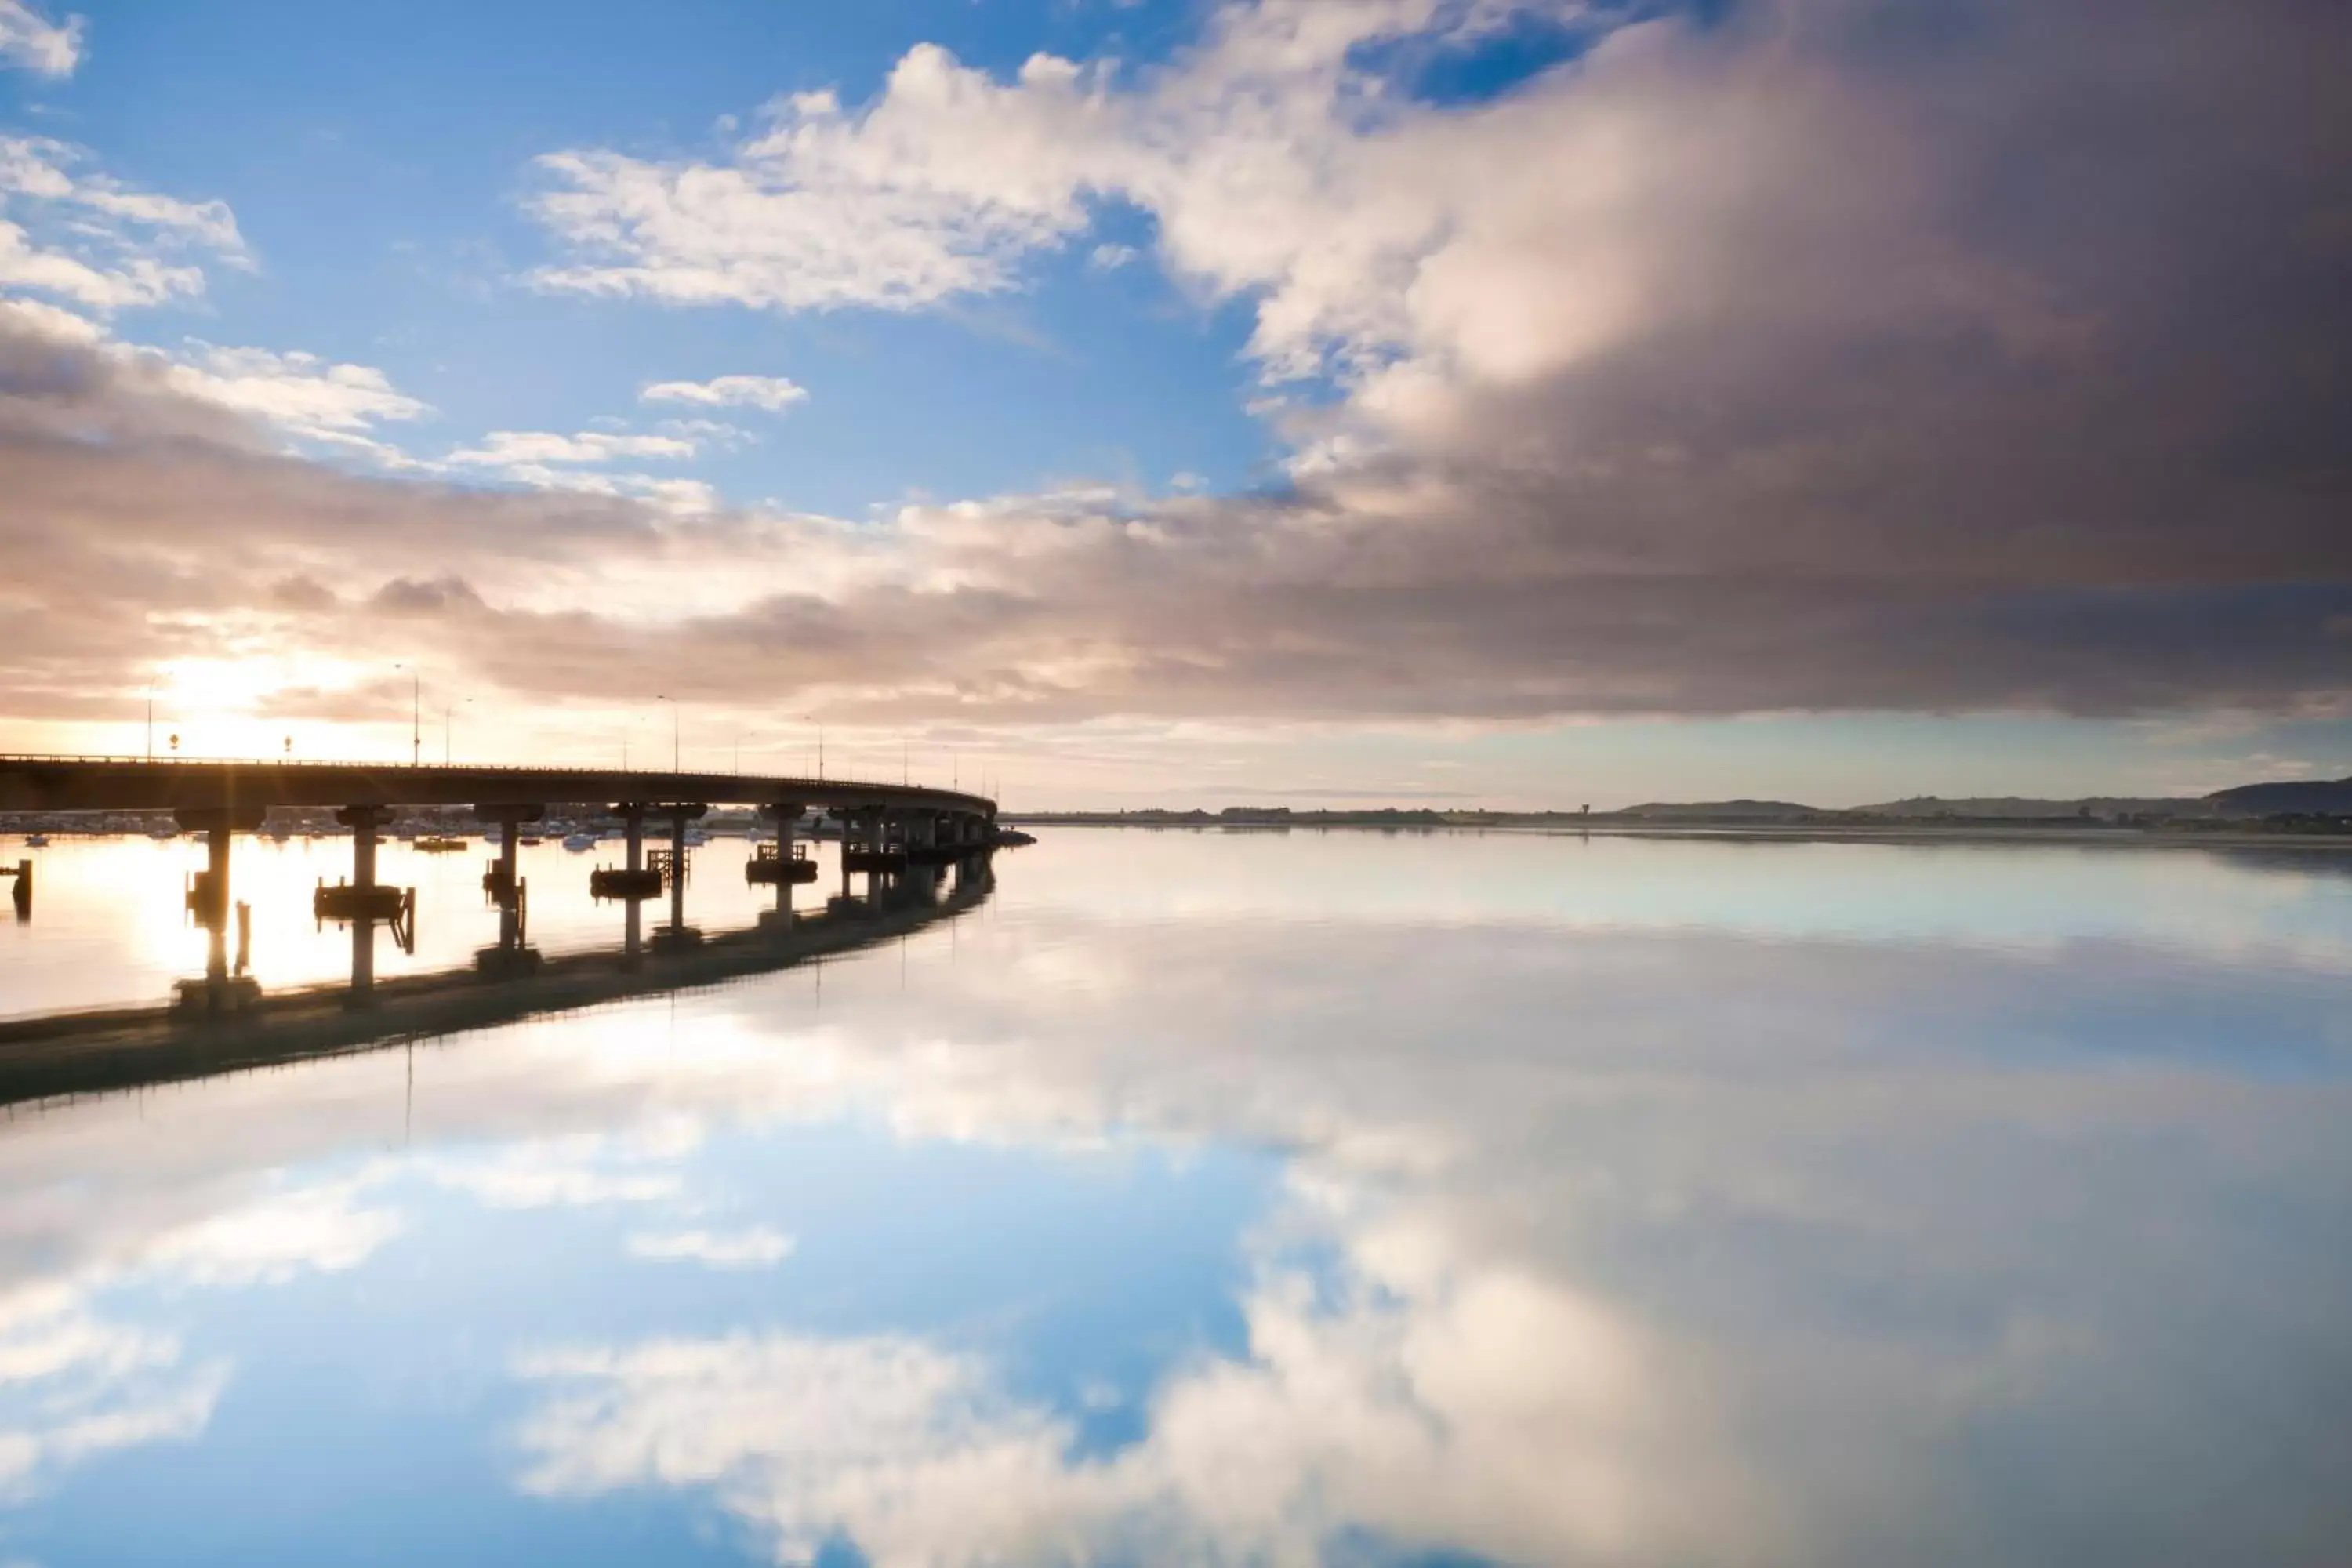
0,754,999,1013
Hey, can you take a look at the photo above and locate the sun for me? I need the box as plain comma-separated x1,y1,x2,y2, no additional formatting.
156,657,287,717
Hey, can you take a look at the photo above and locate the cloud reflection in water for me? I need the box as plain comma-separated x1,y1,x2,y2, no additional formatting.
0,834,2347,1564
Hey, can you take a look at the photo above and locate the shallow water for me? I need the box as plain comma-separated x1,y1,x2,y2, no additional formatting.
2,828,2348,1566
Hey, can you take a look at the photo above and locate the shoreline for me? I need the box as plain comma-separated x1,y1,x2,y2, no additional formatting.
1000,819,2352,852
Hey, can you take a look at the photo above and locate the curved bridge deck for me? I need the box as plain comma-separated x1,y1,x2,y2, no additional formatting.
0,756,995,819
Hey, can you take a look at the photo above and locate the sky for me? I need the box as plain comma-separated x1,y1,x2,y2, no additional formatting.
0,0,2347,809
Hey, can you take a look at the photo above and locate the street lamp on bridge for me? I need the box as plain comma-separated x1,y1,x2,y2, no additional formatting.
393,663,420,768
655,695,680,773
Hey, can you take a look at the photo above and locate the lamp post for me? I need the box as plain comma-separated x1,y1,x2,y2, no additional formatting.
445,697,470,766
394,663,419,767
655,695,679,773
145,681,154,761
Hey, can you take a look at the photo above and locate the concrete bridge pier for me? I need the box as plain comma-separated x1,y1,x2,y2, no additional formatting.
174,805,263,1013
475,804,543,974
326,805,398,1008
756,801,807,931
205,826,228,985
621,803,646,965
654,803,706,950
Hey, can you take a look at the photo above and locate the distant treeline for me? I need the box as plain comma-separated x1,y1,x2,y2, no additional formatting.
1007,798,2352,833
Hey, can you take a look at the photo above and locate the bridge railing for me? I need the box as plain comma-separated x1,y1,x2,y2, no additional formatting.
0,754,995,809
0,752,787,773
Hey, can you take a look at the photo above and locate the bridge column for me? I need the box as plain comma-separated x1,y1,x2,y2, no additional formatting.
757,801,805,931
201,823,230,985
652,803,706,949
174,804,263,1013
474,804,543,974
622,803,645,964
335,804,396,1008
499,819,519,944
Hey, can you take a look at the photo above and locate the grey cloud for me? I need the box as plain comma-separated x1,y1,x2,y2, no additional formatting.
267,574,338,613
368,575,488,618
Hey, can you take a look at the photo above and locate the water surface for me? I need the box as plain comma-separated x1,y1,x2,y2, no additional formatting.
2,829,2347,1565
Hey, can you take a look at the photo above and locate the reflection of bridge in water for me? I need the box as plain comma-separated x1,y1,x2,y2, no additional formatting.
0,855,993,1112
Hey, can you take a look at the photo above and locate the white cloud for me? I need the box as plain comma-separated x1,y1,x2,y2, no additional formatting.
138,1183,404,1286
0,292,96,343
446,429,699,467
0,1363,225,1503
514,1332,1087,1566
514,1,1575,383
622,475,720,516
0,220,203,310
427,1144,686,1210
153,343,432,443
510,0,2078,405
434,428,724,516
524,45,1120,313
508,1248,1714,1567
641,373,808,412
0,137,241,250
0,1178,394,1504
0,1298,220,1502
0,0,81,78
0,135,242,314
626,1227,797,1269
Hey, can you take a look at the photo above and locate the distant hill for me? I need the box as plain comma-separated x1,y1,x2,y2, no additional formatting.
1615,800,1826,821
1853,796,2207,820
2205,777,2352,818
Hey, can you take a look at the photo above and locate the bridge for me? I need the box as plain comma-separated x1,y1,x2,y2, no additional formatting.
0,755,999,1009
0,756,993,822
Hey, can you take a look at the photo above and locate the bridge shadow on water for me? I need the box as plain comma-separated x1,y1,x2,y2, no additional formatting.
0,855,995,1113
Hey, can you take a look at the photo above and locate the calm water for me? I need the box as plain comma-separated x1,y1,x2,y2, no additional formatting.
2,828,2349,1565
